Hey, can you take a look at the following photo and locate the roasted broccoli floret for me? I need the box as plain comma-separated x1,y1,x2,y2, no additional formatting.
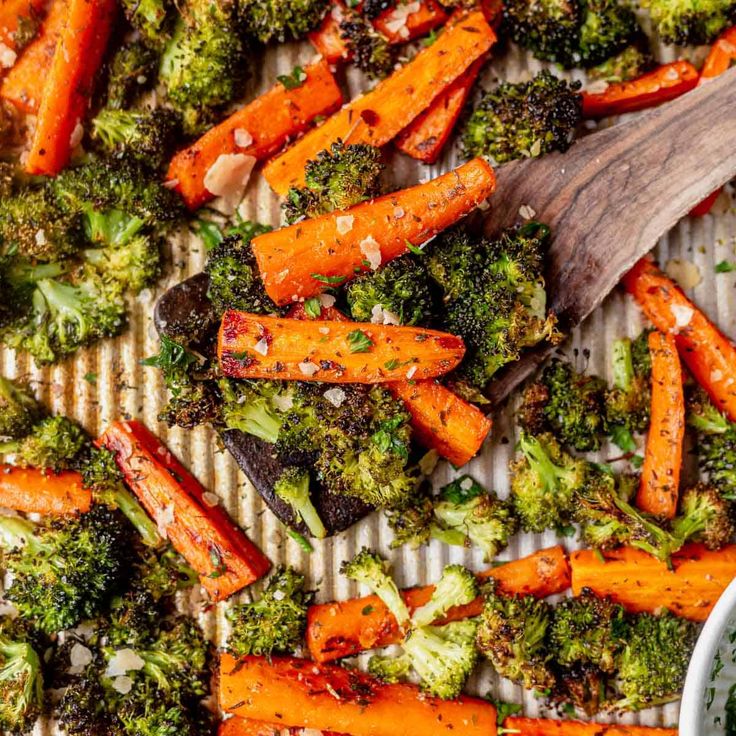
671,483,735,550
121,0,172,47
503,0,581,66
105,41,159,110
239,0,330,42
644,0,736,45
578,0,640,67
345,254,435,326
433,475,519,561
283,141,384,223
614,611,698,710
604,332,651,450
476,581,555,690
688,388,736,501
339,10,394,79
0,618,44,735
91,108,181,171
588,43,652,82
204,228,276,314
0,507,133,633
411,564,479,628
428,223,560,391
527,359,607,452
274,466,326,539
0,414,87,470
0,377,41,440
510,432,588,533
226,567,313,657
220,378,286,444
160,0,247,133
549,589,628,673
463,71,582,164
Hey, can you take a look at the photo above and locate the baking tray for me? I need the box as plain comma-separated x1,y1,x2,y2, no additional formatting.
2,30,735,733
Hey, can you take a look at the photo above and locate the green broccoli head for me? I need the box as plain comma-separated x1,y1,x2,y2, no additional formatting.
588,43,652,83
462,70,582,164
503,0,581,66
341,548,411,627
339,10,395,79
549,589,628,673
428,223,560,390
510,432,588,533
159,0,247,134
645,0,736,44
0,377,42,440
274,466,326,539
120,0,172,48
0,618,44,735
615,611,698,710
578,0,641,67
433,476,519,562
0,507,133,634
239,0,330,42
226,567,313,657
537,359,607,452
476,581,555,690
91,108,182,171
283,140,384,224
220,378,287,445
105,41,159,111
368,653,413,683
671,483,735,550
345,254,435,326
411,564,479,627
204,228,276,314
386,489,437,549
0,186,83,262
0,414,87,470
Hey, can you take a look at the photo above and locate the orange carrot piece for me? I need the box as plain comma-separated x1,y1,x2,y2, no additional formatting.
264,10,496,194
25,0,116,176
309,8,350,63
255,157,495,305
220,718,343,736
218,311,465,384
0,0,46,51
307,546,570,662
504,717,677,736
1,0,66,114
388,379,491,466
570,543,736,622
98,420,270,601
581,60,698,118
624,257,736,422
219,654,498,736
395,56,484,164
636,330,684,519
167,60,343,210
373,0,448,43
0,464,91,515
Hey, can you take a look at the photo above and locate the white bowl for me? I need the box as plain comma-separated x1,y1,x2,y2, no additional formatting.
681,577,736,735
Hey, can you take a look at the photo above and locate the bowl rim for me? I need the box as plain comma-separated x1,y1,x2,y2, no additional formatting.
681,577,736,736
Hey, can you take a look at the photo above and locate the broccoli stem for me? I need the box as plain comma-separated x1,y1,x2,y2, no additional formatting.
99,484,162,548
0,516,36,551
611,338,634,392
519,434,577,490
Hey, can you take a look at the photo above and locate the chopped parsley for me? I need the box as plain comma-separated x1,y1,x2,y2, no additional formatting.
303,297,322,319
312,273,347,285
347,329,374,353
277,65,308,90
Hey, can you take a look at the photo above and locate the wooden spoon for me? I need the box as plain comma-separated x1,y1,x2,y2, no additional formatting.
485,66,736,405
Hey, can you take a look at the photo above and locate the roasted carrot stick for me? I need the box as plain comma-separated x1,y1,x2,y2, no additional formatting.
395,57,484,164
218,311,465,384
167,59,343,210
220,718,342,736
254,157,495,305
504,717,677,736
388,379,492,466
0,465,92,515
690,27,736,216
309,7,350,63
219,654,498,736
581,60,698,118
98,420,270,601
570,543,736,622
1,0,66,114
307,546,570,662
0,0,47,52
287,303,490,464
636,330,684,519
25,0,116,176
624,257,736,422
264,10,496,194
